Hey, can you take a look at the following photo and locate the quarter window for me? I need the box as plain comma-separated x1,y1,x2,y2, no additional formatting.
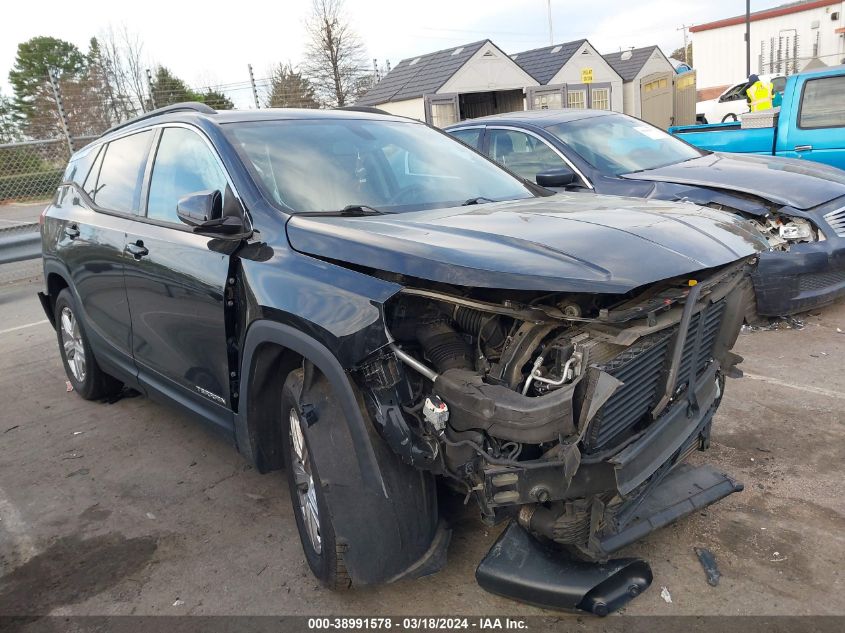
449,128,482,149
91,131,153,212
486,129,566,181
146,128,230,223
799,76,845,129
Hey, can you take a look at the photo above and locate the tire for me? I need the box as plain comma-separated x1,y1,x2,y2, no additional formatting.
721,113,738,123
281,369,351,590
54,288,122,401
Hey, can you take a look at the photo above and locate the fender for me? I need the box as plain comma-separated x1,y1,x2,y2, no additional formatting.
236,320,449,585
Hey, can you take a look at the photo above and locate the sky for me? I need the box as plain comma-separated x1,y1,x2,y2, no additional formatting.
2,0,786,106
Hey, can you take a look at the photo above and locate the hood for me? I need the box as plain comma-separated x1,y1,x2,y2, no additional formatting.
623,153,845,210
286,194,766,294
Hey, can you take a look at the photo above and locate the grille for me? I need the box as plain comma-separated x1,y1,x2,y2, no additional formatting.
823,207,845,238
582,299,726,454
798,269,845,291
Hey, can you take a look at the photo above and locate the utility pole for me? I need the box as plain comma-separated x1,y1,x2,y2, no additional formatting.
547,0,554,45
745,0,751,77
677,25,690,64
48,69,74,154
248,64,260,109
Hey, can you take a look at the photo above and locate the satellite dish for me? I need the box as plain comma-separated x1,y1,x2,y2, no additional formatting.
621,50,633,61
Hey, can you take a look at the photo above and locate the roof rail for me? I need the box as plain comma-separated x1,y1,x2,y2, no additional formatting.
101,102,216,138
335,105,390,115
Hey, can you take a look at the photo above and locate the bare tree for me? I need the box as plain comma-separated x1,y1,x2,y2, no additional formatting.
302,0,368,107
99,25,148,116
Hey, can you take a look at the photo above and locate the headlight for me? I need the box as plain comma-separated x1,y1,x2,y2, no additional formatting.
779,222,813,240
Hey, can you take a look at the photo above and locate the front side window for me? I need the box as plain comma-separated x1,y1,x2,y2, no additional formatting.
91,131,153,212
799,76,845,129
146,127,230,223
546,113,702,175
224,119,533,214
486,128,566,181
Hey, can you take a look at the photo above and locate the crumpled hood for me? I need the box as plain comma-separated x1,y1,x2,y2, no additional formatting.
286,193,766,294
623,153,845,210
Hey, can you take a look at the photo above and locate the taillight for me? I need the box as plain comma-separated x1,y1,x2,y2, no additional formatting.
39,206,48,226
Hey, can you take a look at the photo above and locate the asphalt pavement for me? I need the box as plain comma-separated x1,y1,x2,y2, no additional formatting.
0,270,843,619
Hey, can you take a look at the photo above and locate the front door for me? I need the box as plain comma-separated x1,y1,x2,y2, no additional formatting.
123,126,238,430
783,74,845,169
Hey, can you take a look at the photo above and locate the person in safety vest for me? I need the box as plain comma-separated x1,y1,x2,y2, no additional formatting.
745,74,773,112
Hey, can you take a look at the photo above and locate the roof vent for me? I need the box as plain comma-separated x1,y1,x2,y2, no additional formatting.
581,48,590,54
483,50,496,57
409,57,421,65
621,50,633,61
452,47,464,56
551,45,562,53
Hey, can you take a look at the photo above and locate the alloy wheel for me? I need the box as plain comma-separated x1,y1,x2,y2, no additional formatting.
60,306,86,382
289,407,321,554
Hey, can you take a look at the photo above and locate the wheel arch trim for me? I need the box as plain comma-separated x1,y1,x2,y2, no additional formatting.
236,319,387,495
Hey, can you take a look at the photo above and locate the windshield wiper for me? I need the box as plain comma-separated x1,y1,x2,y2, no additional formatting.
462,197,495,206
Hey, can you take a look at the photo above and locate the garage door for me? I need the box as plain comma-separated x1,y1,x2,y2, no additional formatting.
640,72,673,129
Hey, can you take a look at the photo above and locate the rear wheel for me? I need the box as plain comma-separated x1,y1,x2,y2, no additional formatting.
281,370,351,590
721,113,738,122
54,289,122,400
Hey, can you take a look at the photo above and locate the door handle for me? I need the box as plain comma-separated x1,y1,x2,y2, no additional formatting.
125,240,149,259
64,225,80,239
794,145,813,152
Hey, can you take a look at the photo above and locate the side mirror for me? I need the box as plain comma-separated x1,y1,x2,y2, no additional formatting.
536,167,577,188
176,190,242,234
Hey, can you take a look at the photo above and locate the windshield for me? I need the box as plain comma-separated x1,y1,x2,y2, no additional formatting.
545,114,703,176
224,118,534,213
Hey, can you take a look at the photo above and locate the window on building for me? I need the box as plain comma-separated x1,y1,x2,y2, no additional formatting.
147,128,230,223
91,131,153,212
591,88,610,110
799,76,845,129
533,91,563,110
568,90,586,109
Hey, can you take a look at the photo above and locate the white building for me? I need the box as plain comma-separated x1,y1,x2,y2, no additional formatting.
691,0,845,98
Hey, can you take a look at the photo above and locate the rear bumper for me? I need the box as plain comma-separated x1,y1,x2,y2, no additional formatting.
752,238,845,315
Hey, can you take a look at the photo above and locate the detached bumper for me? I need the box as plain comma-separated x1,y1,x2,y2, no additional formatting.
753,238,845,316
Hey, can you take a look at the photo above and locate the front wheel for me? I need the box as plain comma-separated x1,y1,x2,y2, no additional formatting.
281,370,351,590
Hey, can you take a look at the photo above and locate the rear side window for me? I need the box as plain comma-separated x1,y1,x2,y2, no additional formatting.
63,144,102,187
799,76,845,129
91,131,153,212
146,127,229,223
449,128,482,150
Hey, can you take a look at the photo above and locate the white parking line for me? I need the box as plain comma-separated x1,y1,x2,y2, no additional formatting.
0,319,49,336
0,485,38,565
743,372,845,400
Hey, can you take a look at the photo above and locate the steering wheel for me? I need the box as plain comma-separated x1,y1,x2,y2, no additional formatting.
387,183,426,205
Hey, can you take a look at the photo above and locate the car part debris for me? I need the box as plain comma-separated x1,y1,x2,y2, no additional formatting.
475,522,652,616
694,547,721,586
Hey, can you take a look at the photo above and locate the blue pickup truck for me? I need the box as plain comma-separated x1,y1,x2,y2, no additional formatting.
670,66,845,170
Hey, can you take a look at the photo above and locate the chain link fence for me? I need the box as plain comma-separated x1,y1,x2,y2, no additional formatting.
1,63,378,203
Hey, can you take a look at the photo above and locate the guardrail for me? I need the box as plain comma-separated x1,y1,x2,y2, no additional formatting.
0,223,41,265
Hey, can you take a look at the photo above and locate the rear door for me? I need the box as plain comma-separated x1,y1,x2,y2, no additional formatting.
123,125,241,431
58,130,154,382
782,74,845,169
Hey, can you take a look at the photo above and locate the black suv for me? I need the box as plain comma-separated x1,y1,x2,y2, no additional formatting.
39,103,766,614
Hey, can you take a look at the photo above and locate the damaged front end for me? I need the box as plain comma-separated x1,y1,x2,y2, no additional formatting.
354,258,754,614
